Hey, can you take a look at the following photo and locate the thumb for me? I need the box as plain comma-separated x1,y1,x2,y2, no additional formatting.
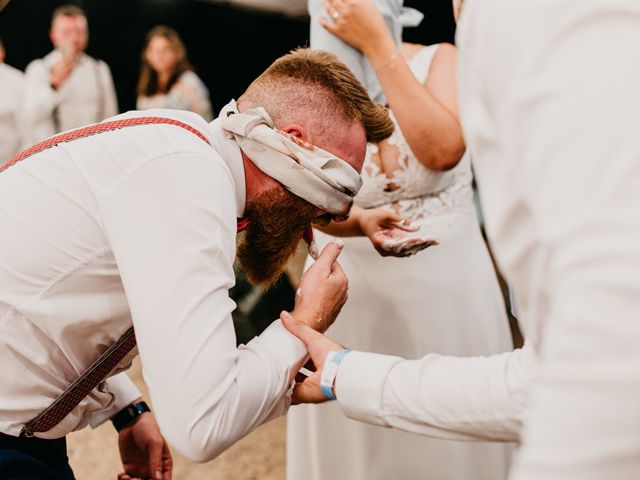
281,311,320,346
146,438,164,480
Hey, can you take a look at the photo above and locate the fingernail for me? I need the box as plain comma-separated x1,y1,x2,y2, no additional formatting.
334,239,344,249
281,311,293,320
155,471,162,480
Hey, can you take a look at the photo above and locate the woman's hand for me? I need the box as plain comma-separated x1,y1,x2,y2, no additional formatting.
320,0,393,55
357,208,417,256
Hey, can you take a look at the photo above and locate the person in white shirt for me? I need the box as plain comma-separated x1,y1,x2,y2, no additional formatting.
21,4,118,146
0,48,393,479
282,1,640,479
0,38,25,163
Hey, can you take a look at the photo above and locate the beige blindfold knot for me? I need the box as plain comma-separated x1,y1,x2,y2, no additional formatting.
220,99,362,218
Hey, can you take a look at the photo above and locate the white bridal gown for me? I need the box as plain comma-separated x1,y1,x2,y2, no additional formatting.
287,44,514,480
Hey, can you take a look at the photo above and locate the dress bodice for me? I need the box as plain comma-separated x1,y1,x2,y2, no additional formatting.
354,44,475,221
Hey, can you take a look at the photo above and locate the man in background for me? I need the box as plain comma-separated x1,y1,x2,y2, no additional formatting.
21,4,118,146
0,37,24,163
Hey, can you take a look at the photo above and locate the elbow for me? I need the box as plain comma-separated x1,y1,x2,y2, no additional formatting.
162,422,235,463
417,135,466,172
426,145,466,171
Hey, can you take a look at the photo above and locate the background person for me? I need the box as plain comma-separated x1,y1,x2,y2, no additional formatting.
287,2,513,479
21,4,118,146
136,25,213,121
0,37,25,163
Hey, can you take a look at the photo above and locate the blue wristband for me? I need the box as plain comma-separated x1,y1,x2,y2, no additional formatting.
320,349,351,400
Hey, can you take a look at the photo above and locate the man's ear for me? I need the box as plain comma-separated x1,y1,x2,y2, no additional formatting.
280,124,307,140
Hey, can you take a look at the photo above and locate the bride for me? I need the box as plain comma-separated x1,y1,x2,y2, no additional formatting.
287,1,514,479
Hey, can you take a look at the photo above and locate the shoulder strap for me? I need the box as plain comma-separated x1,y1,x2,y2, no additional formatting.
8,116,246,436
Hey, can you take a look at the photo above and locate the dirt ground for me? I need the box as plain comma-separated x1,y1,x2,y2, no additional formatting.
67,358,286,480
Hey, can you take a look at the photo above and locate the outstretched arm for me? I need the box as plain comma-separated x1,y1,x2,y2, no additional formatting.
283,311,536,442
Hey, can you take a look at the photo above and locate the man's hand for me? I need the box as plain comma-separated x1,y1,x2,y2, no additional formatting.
293,241,348,333
281,311,344,404
117,412,172,480
50,56,75,90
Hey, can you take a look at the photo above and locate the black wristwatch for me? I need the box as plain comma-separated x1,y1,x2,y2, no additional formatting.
111,401,151,432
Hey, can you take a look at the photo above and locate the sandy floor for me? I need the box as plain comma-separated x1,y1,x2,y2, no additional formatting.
67,358,286,480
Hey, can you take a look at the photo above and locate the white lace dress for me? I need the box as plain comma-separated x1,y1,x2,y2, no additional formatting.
287,45,514,480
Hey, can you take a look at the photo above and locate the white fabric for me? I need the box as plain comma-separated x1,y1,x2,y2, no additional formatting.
287,45,514,480
137,70,214,121
0,62,25,163
333,1,640,479
21,50,118,147
0,108,308,462
220,99,362,217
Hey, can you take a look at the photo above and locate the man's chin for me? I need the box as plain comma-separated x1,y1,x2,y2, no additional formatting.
238,259,288,288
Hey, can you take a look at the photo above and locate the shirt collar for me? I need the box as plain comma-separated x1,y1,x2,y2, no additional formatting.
208,117,246,218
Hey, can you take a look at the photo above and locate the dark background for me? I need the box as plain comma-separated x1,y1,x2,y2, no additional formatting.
0,0,456,114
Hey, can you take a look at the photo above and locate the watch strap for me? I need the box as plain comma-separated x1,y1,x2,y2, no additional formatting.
112,401,151,432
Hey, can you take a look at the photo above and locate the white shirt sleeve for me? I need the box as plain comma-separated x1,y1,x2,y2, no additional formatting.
21,60,58,146
98,60,119,119
335,342,537,442
87,373,142,429
98,151,307,462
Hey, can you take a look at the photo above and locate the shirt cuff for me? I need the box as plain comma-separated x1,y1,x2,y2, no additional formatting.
251,319,308,370
334,351,402,427
88,373,142,428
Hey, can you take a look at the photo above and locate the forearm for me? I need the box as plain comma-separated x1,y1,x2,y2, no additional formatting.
336,342,537,442
87,373,142,429
363,39,464,171
316,206,365,237
23,64,60,122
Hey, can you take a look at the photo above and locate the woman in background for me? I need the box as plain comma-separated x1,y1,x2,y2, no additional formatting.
136,25,213,120
287,1,514,479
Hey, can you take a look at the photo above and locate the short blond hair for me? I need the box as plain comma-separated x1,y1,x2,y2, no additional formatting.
240,48,393,145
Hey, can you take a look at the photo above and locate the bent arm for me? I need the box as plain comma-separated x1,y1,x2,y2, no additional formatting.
99,61,119,119
87,373,142,429
335,342,537,442
364,40,465,171
21,61,58,144
99,152,307,462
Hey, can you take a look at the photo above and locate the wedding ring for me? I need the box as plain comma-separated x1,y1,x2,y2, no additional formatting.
331,10,340,20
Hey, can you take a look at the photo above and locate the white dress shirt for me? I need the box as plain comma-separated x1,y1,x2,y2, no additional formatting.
21,50,118,146
0,62,25,163
0,108,306,461
335,1,640,478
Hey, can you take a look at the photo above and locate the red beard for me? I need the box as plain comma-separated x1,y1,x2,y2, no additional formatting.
237,188,318,287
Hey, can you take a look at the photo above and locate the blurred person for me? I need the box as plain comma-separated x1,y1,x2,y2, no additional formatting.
0,48,393,480
287,2,513,480
137,26,213,121
282,1,640,480
0,37,24,163
21,4,118,146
